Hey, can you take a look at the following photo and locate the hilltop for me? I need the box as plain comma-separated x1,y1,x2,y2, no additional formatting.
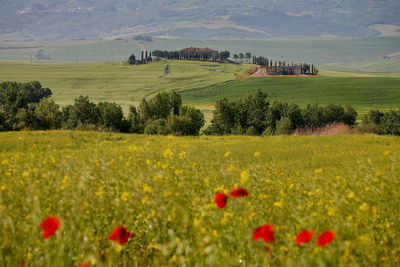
1,0,400,40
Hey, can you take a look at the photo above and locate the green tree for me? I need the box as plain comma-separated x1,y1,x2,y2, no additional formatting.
244,90,269,134
380,110,400,135
180,106,205,135
219,51,230,60
245,53,252,62
66,96,100,128
98,102,124,131
239,53,244,62
128,54,136,64
15,105,38,130
34,98,61,129
127,106,143,133
0,82,29,125
152,50,164,58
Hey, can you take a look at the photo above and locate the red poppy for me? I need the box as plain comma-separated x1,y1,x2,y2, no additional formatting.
253,224,274,243
230,188,249,198
109,226,132,244
40,216,60,239
295,230,315,245
214,193,228,209
80,263,90,267
20,258,26,266
317,231,335,246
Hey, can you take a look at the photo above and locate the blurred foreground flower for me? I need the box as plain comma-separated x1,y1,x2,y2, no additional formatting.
317,231,335,246
230,188,249,198
109,226,132,245
253,224,274,243
214,193,228,209
295,230,315,245
40,216,60,239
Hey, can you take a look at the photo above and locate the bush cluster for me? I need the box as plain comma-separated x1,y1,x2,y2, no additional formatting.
359,110,400,135
204,90,358,135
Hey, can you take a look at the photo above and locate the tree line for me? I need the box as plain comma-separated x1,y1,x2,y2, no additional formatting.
204,91,358,135
151,50,231,61
1,81,399,135
253,56,318,75
128,51,153,65
0,81,204,135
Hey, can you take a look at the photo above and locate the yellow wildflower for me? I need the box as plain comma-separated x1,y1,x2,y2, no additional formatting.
143,184,152,193
359,202,370,211
240,170,250,183
179,151,187,159
120,192,130,202
227,164,236,171
314,168,322,174
163,148,173,159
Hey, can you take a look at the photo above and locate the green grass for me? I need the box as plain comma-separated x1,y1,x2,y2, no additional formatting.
0,131,399,266
0,60,252,110
1,37,400,72
181,76,400,115
0,60,398,119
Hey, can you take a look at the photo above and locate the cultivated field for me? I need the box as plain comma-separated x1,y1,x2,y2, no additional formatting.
0,131,399,266
1,37,400,72
0,60,398,119
181,75,400,116
0,60,252,109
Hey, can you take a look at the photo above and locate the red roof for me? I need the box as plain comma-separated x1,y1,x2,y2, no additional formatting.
180,47,218,53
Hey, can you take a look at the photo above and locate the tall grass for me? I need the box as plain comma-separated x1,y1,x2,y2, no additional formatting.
0,131,399,266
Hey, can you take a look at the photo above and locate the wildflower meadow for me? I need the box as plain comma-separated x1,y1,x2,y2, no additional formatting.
0,131,399,266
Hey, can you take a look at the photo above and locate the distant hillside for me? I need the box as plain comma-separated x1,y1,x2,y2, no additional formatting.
1,0,400,40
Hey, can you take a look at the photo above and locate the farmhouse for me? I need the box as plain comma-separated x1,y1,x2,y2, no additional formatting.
179,47,219,60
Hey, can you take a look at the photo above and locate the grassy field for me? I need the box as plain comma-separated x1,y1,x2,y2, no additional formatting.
181,76,400,115
0,131,399,266
1,37,400,72
0,60,252,109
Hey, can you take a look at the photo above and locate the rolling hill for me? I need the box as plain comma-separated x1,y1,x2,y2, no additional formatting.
1,0,399,40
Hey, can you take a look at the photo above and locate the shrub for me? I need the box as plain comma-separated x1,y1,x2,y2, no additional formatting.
275,117,292,135
144,119,170,135
357,122,380,134
167,115,194,136
380,110,400,135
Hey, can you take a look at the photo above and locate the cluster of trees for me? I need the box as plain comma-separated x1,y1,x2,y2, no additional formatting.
129,92,204,135
152,50,231,61
0,82,204,135
360,110,400,135
128,51,153,65
2,82,399,136
253,56,318,75
204,91,358,135
232,52,252,63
